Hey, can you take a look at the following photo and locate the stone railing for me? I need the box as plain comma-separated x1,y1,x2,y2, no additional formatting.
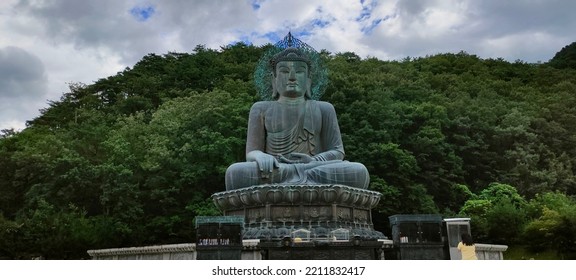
88,240,262,260
476,243,508,260
87,239,390,260
88,240,505,260
87,243,197,260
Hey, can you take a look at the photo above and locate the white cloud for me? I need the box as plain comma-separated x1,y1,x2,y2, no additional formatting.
481,31,567,62
1,0,575,130
0,46,47,130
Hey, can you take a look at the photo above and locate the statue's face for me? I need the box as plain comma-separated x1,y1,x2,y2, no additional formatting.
274,60,310,99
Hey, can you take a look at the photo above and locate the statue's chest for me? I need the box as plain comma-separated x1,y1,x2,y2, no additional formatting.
264,105,306,133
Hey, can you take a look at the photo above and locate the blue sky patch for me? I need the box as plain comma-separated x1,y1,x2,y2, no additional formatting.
292,30,312,39
252,0,263,10
262,32,281,43
357,0,378,22
357,8,371,21
311,19,330,28
361,18,385,34
130,6,155,22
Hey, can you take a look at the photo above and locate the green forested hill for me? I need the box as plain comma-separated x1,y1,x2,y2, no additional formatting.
1,42,576,259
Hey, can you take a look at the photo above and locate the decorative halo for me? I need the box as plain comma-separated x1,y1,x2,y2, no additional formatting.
254,32,328,101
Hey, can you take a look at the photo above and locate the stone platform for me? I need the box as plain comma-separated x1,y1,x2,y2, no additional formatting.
211,184,386,241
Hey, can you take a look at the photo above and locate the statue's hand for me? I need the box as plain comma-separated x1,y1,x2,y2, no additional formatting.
254,152,279,179
278,153,313,164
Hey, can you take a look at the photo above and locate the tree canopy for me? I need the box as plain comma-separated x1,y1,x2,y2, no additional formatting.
1,42,576,259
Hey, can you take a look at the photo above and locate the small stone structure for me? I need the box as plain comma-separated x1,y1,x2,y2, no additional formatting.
195,216,244,260
388,214,445,260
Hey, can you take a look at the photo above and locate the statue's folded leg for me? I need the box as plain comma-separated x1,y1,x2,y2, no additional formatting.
225,162,296,190
225,162,261,190
226,161,369,190
305,161,370,189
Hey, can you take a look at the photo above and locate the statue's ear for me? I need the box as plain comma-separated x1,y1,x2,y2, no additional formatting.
271,72,279,100
305,77,312,99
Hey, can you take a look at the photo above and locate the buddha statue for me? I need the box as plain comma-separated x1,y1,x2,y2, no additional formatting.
225,46,369,191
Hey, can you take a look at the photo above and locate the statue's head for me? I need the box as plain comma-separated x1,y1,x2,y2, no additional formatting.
270,48,312,72
270,48,312,100
254,33,327,101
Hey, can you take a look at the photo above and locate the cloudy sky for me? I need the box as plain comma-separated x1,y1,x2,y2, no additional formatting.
1,0,575,131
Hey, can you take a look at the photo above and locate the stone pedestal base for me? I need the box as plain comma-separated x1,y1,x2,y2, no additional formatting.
211,184,386,241
259,239,385,260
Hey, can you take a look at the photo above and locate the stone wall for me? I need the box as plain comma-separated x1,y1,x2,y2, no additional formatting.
88,241,262,260
87,240,506,260
87,243,197,260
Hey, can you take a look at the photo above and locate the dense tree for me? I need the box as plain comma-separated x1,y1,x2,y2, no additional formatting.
1,42,576,258
459,183,529,243
549,42,576,70
523,192,576,258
